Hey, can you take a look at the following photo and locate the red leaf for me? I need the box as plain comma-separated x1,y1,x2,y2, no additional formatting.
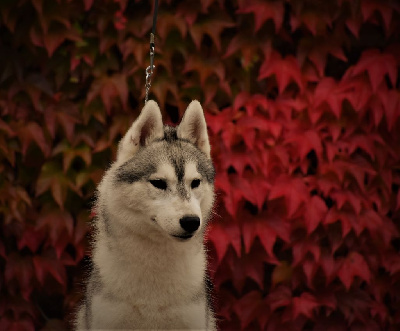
31,0,42,15
189,17,234,51
337,252,371,290
232,174,268,209
110,73,128,111
359,210,384,238
269,94,308,120
74,212,89,246
17,122,50,157
304,196,328,233
313,316,347,331
1,6,17,32
0,317,35,331
266,285,291,310
233,92,268,117
5,254,34,300
214,171,231,196
86,74,129,113
325,208,361,237
84,0,94,10
347,134,376,160
33,253,67,287
114,10,127,30
184,55,225,87
223,219,242,258
382,252,400,276
259,51,304,93
269,176,309,217
337,288,373,323
207,221,240,261
156,13,187,40
30,26,44,47
345,17,362,38
36,161,77,208
292,239,321,266
150,76,180,108
320,160,376,193
247,173,271,209
51,178,68,209
217,173,246,216
350,49,397,92
176,1,199,25
342,76,372,112
286,129,323,162
377,87,400,131
220,122,236,149
243,248,267,287
237,115,282,138
44,107,56,138
18,226,46,252
56,111,80,143
220,152,253,176
292,292,319,319
233,291,267,329
93,136,112,153
331,190,362,215
0,118,15,136
302,259,318,287
43,28,81,57
204,107,234,135
312,78,346,118
37,211,74,257
237,0,284,32
242,218,277,256
361,1,393,32
224,34,260,68
305,42,347,77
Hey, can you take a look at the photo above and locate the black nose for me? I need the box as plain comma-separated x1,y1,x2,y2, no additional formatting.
179,216,200,233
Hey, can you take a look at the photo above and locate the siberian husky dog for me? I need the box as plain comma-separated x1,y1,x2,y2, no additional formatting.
75,100,216,330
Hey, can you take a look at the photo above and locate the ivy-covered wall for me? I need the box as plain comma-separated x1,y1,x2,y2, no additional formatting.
0,0,400,330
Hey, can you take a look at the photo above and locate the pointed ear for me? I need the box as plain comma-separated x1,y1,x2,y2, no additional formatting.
177,100,211,158
117,100,163,163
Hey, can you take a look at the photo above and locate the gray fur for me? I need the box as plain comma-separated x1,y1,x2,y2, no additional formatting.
116,126,214,186
84,265,102,329
99,206,112,236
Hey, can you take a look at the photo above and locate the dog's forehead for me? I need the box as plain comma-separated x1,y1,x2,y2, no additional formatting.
152,161,198,179
115,126,214,184
162,140,214,183
184,162,199,178
152,162,175,179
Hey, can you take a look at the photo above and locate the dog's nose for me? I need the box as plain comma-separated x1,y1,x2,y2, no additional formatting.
179,216,200,233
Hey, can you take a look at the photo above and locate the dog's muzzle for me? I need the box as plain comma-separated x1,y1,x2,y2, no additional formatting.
172,216,200,241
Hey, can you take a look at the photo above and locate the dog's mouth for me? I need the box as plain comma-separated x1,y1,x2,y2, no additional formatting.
171,234,193,241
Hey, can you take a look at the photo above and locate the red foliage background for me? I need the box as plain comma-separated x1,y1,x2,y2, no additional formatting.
1,0,400,330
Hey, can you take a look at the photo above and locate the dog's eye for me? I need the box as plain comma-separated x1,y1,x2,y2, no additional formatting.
149,179,167,190
191,179,201,189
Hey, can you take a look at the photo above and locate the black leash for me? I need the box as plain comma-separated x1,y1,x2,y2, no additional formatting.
145,0,159,104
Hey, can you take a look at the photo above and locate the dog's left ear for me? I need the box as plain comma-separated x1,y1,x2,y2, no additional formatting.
117,100,164,163
177,100,211,158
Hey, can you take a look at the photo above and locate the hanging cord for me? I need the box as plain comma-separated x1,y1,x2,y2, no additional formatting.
145,0,159,104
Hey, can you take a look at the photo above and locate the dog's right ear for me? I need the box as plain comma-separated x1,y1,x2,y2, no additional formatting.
117,100,163,163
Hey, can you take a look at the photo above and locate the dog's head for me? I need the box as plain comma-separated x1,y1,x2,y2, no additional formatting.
100,100,215,242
